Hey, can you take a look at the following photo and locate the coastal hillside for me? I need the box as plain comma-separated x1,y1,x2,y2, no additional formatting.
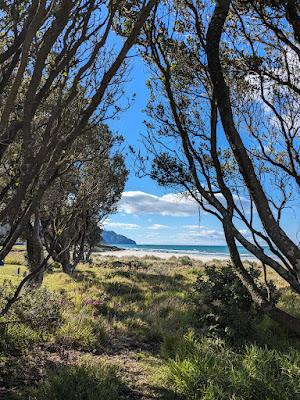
101,230,136,245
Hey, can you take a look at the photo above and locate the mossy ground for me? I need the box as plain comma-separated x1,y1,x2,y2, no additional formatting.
0,248,299,399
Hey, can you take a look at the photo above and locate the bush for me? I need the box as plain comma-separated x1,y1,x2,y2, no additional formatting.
15,287,65,333
0,284,65,355
104,281,144,301
56,307,108,351
192,265,277,341
162,333,300,400
178,256,193,266
140,297,194,344
25,358,125,400
0,282,65,334
0,323,40,355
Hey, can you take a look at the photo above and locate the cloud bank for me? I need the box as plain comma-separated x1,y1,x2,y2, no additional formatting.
118,191,201,217
103,222,139,230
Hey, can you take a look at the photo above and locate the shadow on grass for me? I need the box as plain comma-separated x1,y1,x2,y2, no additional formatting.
102,281,144,301
72,270,103,287
122,384,180,400
121,270,189,292
17,359,127,400
151,386,181,400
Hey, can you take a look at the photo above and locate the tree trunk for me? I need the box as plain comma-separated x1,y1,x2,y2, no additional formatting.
51,241,74,275
224,221,300,336
60,248,74,276
265,306,300,336
286,0,300,44
206,0,300,273
26,213,45,287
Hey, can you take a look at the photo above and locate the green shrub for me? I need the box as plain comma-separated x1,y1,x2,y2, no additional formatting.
0,323,40,355
104,281,144,301
15,287,65,333
192,265,278,341
0,282,64,334
25,358,125,400
56,308,108,351
162,333,300,400
178,256,193,266
141,297,194,343
0,284,65,355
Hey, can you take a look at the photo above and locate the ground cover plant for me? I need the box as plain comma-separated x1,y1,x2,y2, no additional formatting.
0,249,299,399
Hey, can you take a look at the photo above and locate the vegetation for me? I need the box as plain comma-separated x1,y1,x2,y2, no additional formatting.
192,265,278,342
162,334,300,400
25,359,125,400
0,0,157,262
138,0,300,333
0,0,300,398
0,251,299,399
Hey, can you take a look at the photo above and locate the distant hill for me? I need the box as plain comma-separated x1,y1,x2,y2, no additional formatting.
101,230,136,245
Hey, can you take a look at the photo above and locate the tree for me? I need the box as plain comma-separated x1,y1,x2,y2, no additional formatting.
24,124,127,283
41,126,127,276
0,0,158,259
139,0,300,333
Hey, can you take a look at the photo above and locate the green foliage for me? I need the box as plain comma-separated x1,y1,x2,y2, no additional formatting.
192,265,277,341
162,333,300,400
0,282,64,333
104,281,144,301
56,307,108,351
25,359,125,400
141,296,194,343
0,323,40,355
0,256,299,399
178,256,193,266
0,283,65,355
15,287,64,333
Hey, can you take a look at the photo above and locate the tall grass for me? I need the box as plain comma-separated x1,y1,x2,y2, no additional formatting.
161,332,300,400
25,358,125,400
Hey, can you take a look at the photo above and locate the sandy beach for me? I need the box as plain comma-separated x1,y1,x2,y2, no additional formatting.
95,248,254,262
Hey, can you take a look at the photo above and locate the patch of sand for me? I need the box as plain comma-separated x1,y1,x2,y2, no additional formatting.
95,249,255,261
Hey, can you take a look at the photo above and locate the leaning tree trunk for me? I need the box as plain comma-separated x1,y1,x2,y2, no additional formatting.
223,221,300,336
26,213,45,287
206,0,300,274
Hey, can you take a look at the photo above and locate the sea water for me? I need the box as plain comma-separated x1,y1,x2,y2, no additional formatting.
114,244,270,258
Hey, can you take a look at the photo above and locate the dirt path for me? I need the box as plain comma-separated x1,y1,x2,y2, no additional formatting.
102,336,164,399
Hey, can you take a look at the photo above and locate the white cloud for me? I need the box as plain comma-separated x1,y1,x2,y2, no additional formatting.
183,224,206,229
246,47,300,132
187,228,224,239
118,191,201,216
148,224,169,230
104,222,139,229
117,191,252,218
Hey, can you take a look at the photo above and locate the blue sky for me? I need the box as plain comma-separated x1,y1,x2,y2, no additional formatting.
104,53,300,246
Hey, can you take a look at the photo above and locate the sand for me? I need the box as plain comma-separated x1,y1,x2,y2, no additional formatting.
95,248,255,262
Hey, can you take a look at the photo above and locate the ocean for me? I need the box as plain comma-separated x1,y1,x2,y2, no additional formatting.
115,244,267,258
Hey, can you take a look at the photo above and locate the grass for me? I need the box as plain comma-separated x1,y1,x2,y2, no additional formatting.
159,333,300,400
23,357,125,400
0,251,300,399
